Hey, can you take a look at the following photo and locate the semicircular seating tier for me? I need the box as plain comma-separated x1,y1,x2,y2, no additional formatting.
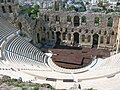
3,35,49,70
0,17,17,44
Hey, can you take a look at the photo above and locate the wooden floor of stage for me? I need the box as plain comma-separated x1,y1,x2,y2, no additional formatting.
49,45,110,69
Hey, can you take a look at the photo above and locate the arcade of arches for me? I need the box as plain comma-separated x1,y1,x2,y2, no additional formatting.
46,30,113,49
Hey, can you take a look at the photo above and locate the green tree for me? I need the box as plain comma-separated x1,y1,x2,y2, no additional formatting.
117,2,120,5
33,86,39,90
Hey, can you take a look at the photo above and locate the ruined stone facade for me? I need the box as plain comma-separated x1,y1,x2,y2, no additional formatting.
40,9,119,50
0,0,18,19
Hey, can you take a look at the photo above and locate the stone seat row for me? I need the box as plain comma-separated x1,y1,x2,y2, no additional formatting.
5,36,48,63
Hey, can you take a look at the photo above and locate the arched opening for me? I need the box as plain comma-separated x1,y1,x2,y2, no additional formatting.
8,5,12,13
87,35,91,42
67,33,71,41
67,15,71,22
56,31,61,45
100,36,104,44
107,17,113,27
56,15,60,22
92,34,99,48
44,14,49,22
37,33,40,43
94,17,99,26
81,16,86,24
62,32,67,40
106,36,110,44
18,22,22,30
2,6,6,13
52,31,54,39
73,32,79,45
47,32,49,39
82,35,85,42
54,1,59,11
74,16,79,27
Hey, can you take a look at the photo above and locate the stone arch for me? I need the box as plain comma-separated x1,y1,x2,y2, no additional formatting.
94,17,99,26
44,14,49,22
56,31,61,45
47,32,49,39
67,33,71,41
107,17,113,27
37,33,40,43
62,32,67,40
92,34,99,48
2,6,6,13
54,1,59,11
106,36,110,44
99,30,101,34
56,15,60,22
8,5,12,13
73,32,79,44
51,31,54,39
104,31,107,35
74,16,80,27
100,36,104,44
67,15,71,22
81,16,86,24
18,22,22,30
87,35,91,42
82,34,85,42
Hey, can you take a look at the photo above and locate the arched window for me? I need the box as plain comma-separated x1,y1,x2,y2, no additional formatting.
94,17,99,26
53,27,56,31
87,35,91,42
99,30,101,34
44,15,49,22
52,31,54,39
37,33,40,43
81,16,86,24
65,28,67,32
91,30,94,33
2,6,6,13
18,22,22,30
100,36,104,44
62,32,66,40
82,35,85,42
106,36,110,44
74,16,79,27
107,17,113,27
85,29,88,33
60,28,62,31
73,32,79,43
104,31,107,35
47,32,49,39
112,31,114,35
43,27,46,31
67,15,71,22
79,29,81,33
68,33,71,40
56,15,60,22
8,5,12,13
54,1,59,11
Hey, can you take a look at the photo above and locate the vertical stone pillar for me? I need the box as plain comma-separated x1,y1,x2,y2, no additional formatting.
116,18,120,53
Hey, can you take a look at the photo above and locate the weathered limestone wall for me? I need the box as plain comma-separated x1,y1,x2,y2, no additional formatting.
40,10,119,50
